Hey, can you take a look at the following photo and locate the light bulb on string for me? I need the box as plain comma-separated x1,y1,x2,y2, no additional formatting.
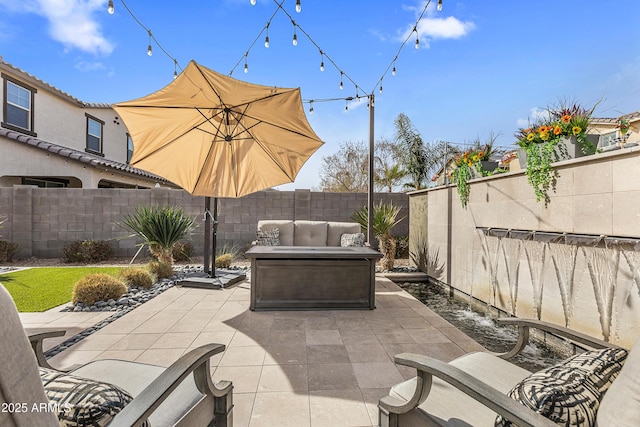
339,72,344,90
392,65,396,76
319,51,324,71
173,60,178,79
107,0,114,14
250,0,256,5
296,0,301,13
437,0,443,12
244,63,248,73
292,33,297,46
379,83,383,94
309,101,314,114
414,27,419,49
345,100,349,112
147,30,153,56
264,35,270,48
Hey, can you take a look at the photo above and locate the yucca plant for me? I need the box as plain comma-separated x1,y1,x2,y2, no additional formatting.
118,206,196,265
352,202,405,271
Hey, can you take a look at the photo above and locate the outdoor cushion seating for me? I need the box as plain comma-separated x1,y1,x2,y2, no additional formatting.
0,284,233,427
256,220,362,247
378,318,639,427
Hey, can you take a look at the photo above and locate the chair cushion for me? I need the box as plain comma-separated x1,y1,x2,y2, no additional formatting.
39,367,149,427
256,228,280,246
496,347,627,427
340,232,365,247
327,222,362,246
257,220,294,246
294,221,328,246
597,340,640,426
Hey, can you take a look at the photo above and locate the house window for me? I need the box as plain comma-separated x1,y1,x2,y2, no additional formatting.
127,134,134,163
22,177,67,188
599,131,618,149
2,74,37,136
86,114,104,154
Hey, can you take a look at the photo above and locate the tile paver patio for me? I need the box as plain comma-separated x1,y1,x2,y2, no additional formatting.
20,275,486,427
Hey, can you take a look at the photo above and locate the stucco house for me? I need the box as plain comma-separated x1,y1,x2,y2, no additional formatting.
589,109,640,151
0,57,179,190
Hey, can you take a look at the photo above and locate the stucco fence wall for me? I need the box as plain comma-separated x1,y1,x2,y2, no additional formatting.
0,188,408,259
409,146,640,348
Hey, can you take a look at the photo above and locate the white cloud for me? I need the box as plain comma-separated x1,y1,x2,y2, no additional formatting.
74,60,106,72
0,0,113,55
399,1,475,49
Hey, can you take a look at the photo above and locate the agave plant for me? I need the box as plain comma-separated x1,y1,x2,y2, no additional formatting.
352,202,405,271
118,206,196,265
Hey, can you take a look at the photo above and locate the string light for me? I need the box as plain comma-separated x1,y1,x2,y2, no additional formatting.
319,51,324,71
437,0,443,12
295,0,301,13
345,99,349,111
292,22,298,46
379,80,383,94
173,60,178,79
309,100,314,114
339,72,344,90
107,0,114,14
250,0,256,5
244,53,249,73
264,23,270,47
414,28,419,49
392,65,396,76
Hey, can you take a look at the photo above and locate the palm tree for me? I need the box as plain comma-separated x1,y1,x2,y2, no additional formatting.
352,202,404,271
118,206,196,265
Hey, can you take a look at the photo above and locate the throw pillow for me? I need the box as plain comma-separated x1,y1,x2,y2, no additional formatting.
256,228,280,246
495,347,627,427
340,232,365,247
39,367,149,427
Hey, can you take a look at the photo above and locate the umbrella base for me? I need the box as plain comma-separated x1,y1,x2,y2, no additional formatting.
177,270,246,289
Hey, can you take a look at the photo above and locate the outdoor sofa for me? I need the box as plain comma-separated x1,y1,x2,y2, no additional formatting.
0,284,233,427
255,219,363,247
379,318,639,427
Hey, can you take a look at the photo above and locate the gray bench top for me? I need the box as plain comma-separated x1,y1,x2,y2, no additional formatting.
245,246,383,259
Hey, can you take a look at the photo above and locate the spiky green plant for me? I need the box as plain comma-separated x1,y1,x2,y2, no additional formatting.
352,202,405,271
118,206,196,265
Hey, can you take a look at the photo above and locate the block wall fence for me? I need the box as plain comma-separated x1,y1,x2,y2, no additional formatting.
0,188,408,259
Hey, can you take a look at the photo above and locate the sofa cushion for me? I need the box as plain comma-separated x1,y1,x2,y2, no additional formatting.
258,220,294,246
327,222,362,246
597,340,640,426
39,367,149,427
256,228,280,246
496,347,627,427
340,233,365,247
294,221,328,246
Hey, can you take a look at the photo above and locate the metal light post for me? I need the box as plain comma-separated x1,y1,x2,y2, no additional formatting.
367,93,375,245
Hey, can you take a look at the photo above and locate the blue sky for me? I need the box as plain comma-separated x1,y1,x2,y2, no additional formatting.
1,0,639,190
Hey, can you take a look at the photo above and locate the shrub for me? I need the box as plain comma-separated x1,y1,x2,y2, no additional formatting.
215,253,233,269
72,274,127,306
63,240,113,263
0,240,18,262
147,260,174,279
119,268,154,289
172,240,194,262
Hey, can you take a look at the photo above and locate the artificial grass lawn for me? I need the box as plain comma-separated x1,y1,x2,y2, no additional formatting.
1,267,124,312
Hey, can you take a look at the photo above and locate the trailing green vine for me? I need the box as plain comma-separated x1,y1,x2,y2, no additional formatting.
452,161,473,208
523,138,557,205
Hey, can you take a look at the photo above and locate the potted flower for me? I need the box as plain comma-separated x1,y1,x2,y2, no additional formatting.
515,102,596,204
451,142,498,208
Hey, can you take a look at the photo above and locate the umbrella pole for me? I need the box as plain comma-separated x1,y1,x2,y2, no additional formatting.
212,197,218,278
204,197,211,275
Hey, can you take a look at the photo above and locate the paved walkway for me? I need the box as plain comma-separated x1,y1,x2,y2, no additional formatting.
20,276,485,427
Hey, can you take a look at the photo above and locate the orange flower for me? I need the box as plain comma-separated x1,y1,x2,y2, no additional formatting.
553,125,562,135
561,114,571,123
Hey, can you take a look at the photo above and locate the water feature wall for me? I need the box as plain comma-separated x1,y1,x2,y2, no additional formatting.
408,146,640,348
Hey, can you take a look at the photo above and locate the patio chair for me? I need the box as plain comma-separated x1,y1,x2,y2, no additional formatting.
0,284,233,427
379,318,640,427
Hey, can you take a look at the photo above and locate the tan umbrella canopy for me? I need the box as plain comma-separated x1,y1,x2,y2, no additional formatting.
114,60,323,276
114,60,323,198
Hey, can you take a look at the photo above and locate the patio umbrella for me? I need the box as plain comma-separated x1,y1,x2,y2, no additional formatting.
113,60,323,275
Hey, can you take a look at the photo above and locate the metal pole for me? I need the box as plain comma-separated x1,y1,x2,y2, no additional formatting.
204,196,211,275
367,94,375,245
212,197,218,278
